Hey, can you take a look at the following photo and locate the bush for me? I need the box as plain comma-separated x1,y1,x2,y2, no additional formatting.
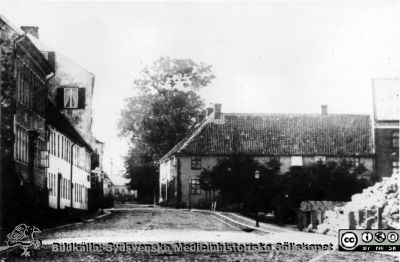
200,156,371,224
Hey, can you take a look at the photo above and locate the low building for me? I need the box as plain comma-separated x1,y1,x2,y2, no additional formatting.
159,104,374,208
109,176,137,202
372,78,400,177
46,100,93,210
103,173,114,196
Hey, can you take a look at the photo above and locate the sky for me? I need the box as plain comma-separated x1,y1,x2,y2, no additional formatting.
1,1,399,182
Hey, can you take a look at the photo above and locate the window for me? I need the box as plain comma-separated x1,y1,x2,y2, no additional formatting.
54,174,57,196
392,131,399,148
190,179,201,194
393,161,399,175
291,156,303,166
191,156,202,170
315,156,326,164
60,178,63,198
64,88,79,108
57,134,60,158
15,125,29,164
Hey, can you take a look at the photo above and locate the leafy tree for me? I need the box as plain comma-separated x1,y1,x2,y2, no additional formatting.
124,160,158,203
119,57,215,202
278,159,370,223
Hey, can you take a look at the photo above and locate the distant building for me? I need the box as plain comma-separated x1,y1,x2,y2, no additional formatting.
159,104,374,208
112,185,137,202
372,78,400,177
102,173,114,195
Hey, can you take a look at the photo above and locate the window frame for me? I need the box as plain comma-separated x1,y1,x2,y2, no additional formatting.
393,161,399,175
190,178,201,194
191,156,202,170
291,156,303,167
392,131,399,149
63,87,79,109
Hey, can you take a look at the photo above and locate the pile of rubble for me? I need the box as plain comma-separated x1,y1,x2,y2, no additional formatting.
317,174,399,236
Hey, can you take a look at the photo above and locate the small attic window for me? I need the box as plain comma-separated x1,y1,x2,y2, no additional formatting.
291,156,303,166
56,87,85,109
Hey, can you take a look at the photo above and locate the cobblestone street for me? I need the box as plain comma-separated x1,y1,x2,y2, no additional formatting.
0,206,398,261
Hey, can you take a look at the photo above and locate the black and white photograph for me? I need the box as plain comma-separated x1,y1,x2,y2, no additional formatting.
0,1,399,261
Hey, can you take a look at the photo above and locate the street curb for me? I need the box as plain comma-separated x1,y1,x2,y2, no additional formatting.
194,210,399,258
191,209,274,235
0,211,112,253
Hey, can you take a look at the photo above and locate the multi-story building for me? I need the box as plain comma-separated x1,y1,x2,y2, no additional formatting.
0,16,54,232
159,104,374,208
26,29,96,146
372,78,400,177
20,26,104,210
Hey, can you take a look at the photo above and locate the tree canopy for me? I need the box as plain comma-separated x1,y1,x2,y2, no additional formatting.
119,57,215,202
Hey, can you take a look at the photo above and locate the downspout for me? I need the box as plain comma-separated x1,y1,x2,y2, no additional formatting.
176,158,182,207
70,143,76,208
45,73,55,208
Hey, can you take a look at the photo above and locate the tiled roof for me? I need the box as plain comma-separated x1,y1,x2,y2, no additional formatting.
160,112,373,161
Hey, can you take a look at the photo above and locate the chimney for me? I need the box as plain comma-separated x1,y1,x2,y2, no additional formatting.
214,103,222,119
21,26,39,39
321,105,328,115
206,107,213,116
197,111,206,122
46,51,56,69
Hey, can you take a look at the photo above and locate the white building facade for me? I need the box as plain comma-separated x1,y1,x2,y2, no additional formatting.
46,105,93,211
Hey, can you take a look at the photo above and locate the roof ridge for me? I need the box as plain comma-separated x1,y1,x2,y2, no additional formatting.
159,110,373,160
159,112,215,162
178,112,215,152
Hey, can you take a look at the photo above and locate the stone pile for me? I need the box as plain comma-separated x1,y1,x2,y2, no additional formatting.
317,174,399,236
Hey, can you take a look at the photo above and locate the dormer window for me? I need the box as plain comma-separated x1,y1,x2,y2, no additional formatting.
56,87,85,109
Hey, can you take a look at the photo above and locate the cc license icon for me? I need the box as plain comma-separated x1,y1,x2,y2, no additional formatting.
341,232,358,249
